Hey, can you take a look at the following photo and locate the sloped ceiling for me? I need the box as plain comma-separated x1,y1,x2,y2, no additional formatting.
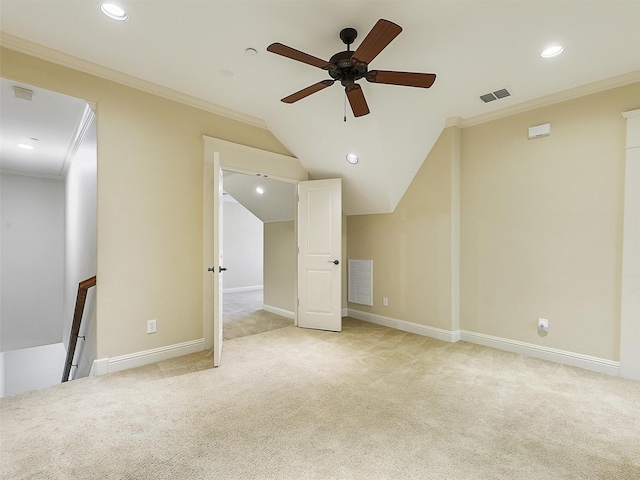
1,1,639,214
223,171,296,224
0,79,89,179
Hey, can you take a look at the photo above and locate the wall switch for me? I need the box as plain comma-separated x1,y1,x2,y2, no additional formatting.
147,319,157,334
383,297,388,307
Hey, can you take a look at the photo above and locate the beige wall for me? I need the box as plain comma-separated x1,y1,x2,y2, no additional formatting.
1,48,290,359
347,126,460,330
461,83,639,361
348,82,640,361
263,221,296,312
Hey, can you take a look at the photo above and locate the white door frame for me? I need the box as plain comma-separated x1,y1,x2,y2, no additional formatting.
620,109,640,381
203,136,308,351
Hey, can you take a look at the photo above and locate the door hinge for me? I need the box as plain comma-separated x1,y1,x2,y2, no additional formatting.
297,298,300,306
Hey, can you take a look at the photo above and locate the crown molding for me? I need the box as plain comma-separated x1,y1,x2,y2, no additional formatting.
61,103,96,178
0,168,63,181
622,109,640,119
460,70,640,128
0,32,269,130
444,117,464,128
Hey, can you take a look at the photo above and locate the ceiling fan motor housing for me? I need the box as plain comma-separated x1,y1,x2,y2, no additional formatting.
329,50,367,86
330,28,367,87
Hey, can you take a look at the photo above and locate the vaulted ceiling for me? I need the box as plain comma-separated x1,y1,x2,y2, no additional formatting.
1,1,639,214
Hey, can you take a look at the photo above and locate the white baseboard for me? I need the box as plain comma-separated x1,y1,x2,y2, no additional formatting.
348,308,620,376
459,330,620,376
262,304,295,319
92,338,205,376
223,285,263,293
347,309,458,343
342,308,348,318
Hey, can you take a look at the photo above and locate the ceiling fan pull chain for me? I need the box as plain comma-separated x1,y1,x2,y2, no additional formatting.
344,92,347,122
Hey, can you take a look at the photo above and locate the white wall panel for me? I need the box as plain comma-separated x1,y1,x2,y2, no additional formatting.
1,174,65,351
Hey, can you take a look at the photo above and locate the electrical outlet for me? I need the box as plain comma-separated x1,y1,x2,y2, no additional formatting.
383,297,389,307
147,319,157,334
538,318,548,332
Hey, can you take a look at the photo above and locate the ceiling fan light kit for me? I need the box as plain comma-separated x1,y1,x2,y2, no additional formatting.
267,19,436,118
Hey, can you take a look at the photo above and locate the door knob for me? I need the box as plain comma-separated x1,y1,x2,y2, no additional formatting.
329,260,339,265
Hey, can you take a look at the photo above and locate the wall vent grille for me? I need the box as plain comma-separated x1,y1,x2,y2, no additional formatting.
480,93,497,103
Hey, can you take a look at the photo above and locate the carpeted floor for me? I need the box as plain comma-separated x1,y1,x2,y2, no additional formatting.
223,289,293,340
1,318,639,479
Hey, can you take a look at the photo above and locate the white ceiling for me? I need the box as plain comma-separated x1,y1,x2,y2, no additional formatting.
1,1,639,214
0,79,89,179
223,171,296,223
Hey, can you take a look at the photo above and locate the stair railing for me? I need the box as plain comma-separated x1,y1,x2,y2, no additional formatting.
62,276,96,383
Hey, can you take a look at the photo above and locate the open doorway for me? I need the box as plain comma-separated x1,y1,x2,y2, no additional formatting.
221,171,297,340
0,79,97,397
203,135,309,363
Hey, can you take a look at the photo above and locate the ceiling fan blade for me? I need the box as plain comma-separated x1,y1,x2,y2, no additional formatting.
267,43,336,70
281,80,335,104
351,19,402,67
345,84,370,117
366,70,436,88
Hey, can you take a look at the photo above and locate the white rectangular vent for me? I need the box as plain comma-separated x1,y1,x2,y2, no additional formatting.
348,259,373,306
480,87,511,103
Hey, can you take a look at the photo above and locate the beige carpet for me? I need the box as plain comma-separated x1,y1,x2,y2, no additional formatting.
223,289,294,340
1,318,639,479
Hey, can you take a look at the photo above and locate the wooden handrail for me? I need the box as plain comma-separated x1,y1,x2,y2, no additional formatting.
62,276,96,383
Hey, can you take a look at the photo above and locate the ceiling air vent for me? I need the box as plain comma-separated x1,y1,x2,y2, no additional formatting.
479,87,511,103
13,86,33,101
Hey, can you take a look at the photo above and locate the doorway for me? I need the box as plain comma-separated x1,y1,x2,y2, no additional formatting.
0,79,97,396
202,136,307,359
203,136,343,366
221,170,297,339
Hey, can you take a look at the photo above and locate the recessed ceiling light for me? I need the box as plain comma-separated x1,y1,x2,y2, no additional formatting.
346,153,359,164
101,3,128,21
245,48,258,56
540,45,564,58
256,187,265,195
17,144,34,150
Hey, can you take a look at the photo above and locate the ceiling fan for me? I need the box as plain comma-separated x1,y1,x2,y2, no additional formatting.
267,19,436,118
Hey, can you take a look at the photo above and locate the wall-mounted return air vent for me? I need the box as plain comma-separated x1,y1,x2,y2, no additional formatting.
480,88,511,103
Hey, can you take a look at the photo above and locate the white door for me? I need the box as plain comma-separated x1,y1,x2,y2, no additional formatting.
297,178,342,332
212,163,224,366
